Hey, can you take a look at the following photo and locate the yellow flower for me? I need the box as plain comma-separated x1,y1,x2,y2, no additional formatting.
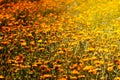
37,39,42,43
21,42,27,46
83,66,93,71
90,56,97,60
82,58,90,62
103,48,109,53
107,66,113,72
27,33,33,37
114,77,120,80
70,76,77,80
94,60,104,65
86,47,95,52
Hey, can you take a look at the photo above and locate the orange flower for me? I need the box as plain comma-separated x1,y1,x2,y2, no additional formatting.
0,75,4,79
58,78,67,80
20,65,31,68
58,68,64,72
57,51,64,54
71,70,79,75
43,74,52,78
7,59,14,63
21,41,27,46
1,41,9,45
14,54,25,63
36,60,42,65
27,33,34,38
40,65,48,69
30,41,35,46
40,74,52,79
70,63,78,69
54,65,61,69
77,66,81,71
32,63,38,67
56,59,62,64
39,48,45,51
15,56,21,61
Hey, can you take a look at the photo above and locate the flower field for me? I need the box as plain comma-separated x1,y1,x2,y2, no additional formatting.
1,0,120,80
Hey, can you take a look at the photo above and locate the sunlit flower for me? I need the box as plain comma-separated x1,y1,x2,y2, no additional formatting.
90,56,97,60
43,74,52,78
70,63,78,69
32,63,38,67
1,0,120,79
83,66,93,71
27,33,33,38
71,69,79,75
7,59,14,63
78,75,85,78
30,41,35,46
88,69,97,75
57,51,64,54
70,76,77,80
114,77,120,80
21,41,27,46
82,58,90,62
94,60,104,65
40,65,49,72
37,39,42,43
1,41,9,45
58,78,67,80
58,68,64,72
36,60,42,65
38,48,45,52
107,66,113,72
86,47,95,52
0,75,4,79
77,66,81,71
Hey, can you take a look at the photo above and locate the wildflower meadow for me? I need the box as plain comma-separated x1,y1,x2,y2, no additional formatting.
1,0,120,80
